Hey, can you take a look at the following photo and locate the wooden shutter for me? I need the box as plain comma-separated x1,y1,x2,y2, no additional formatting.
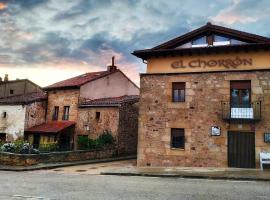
172,82,185,90
230,81,251,89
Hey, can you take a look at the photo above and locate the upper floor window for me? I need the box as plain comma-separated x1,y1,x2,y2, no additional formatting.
230,81,251,108
63,106,70,120
172,82,185,102
95,112,100,121
52,106,59,120
191,36,207,47
10,90,14,95
171,128,185,149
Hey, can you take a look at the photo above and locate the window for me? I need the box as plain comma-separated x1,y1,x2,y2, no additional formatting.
213,35,230,46
2,112,6,119
10,90,14,95
171,128,185,149
95,112,100,120
52,106,59,120
192,36,207,47
230,81,251,108
172,82,185,102
63,106,70,120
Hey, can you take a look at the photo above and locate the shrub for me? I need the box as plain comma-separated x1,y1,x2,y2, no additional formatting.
1,143,15,153
20,143,40,154
38,143,58,153
97,131,114,146
77,136,89,150
13,139,25,153
77,131,115,150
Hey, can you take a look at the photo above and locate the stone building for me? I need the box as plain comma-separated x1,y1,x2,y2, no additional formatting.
0,74,43,98
133,22,270,168
0,91,47,141
78,95,139,155
28,61,139,152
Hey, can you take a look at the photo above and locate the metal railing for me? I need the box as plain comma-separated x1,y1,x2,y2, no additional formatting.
221,101,261,122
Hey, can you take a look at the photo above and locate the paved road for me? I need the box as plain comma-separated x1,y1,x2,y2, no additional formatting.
0,161,270,200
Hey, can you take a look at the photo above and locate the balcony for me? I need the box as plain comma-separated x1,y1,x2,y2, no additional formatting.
221,101,261,123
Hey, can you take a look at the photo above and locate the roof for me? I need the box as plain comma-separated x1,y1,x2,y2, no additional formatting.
44,70,119,90
132,22,270,59
79,95,139,107
0,92,47,105
25,121,75,134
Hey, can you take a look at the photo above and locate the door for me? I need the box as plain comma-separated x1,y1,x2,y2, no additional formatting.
228,132,255,168
33,134,40,149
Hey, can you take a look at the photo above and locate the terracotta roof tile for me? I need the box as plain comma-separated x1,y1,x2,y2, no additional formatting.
0,92,47,105
79,95,139,107
44,70,118,90
25,121,75,134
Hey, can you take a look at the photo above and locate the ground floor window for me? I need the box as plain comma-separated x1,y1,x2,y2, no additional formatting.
0,133,6,142
171,128,185,149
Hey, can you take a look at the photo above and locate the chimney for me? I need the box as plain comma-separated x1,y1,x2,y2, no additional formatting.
107,56,117,72
4,74,8,82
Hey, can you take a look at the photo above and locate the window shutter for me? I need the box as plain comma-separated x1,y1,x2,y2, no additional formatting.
230,81,251,89
172,82,185,90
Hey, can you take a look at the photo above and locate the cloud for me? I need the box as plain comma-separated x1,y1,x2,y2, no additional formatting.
0,0,270,87
211,0,270,25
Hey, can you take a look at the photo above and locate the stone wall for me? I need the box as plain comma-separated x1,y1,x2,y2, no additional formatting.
46,89,79,122
138,70,270,168
77,107,119,139
0,148,116,166
25,101,47,129
118,102,139,156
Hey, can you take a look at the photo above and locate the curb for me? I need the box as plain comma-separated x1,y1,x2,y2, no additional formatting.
0,155,136,172
100,172,270,182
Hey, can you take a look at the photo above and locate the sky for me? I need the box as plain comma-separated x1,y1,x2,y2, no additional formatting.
0,0,270,87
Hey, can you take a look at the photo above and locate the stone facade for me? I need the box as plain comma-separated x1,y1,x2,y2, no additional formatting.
138,71,270,167
0,79,42,98
46,89,79,122
77,107,119,139
25,101,47,129
77,101,139,155
118,102,139,155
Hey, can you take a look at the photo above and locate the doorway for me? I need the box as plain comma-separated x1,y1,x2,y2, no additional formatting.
33,134,40,149
228,131,255,168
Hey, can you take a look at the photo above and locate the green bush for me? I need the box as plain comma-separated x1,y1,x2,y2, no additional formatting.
97,131,114,146
77,136,89,150
38,143,58,152
13,139,25,153
77,131,115,150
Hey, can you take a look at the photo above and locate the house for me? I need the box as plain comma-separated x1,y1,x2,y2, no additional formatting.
0,74,43,98
26,59,139,153
78,95,139,155
133,22,270,168
0,90,47,142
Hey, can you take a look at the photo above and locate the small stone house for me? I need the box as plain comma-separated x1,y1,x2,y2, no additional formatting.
29,62,139,153
0,91,47,142
78,95,139,155
0,74,43,98
133,22,270,168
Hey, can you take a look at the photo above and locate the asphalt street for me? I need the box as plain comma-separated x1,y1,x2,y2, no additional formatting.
0,161,269,200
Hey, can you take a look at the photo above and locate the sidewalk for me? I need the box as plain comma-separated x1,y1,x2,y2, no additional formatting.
101,166,270,181
0,155,136,171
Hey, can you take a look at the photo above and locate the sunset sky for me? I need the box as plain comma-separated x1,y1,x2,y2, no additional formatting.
0,0,270,87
